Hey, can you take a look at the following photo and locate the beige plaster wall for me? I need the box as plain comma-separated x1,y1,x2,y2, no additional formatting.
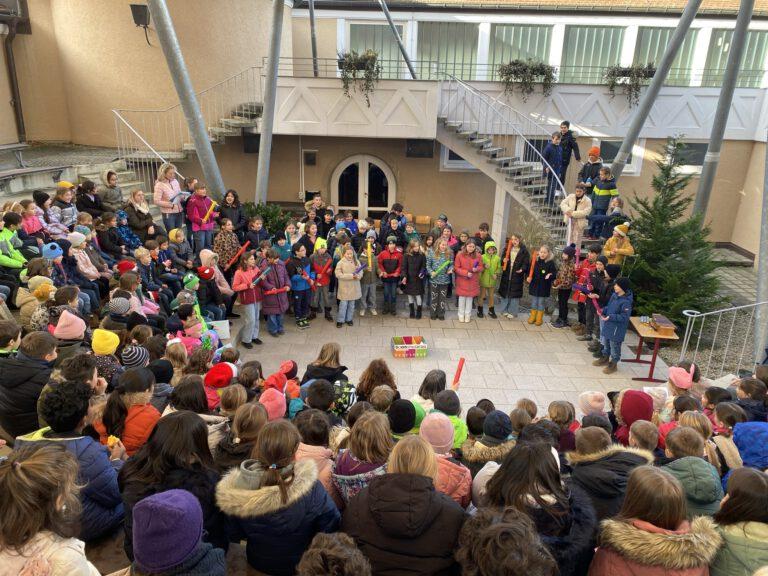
291,17,339,65
0,49,18,144
731,142,764,259
13,0,292,146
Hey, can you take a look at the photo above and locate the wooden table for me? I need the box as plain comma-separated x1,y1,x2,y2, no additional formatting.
623,316,678,383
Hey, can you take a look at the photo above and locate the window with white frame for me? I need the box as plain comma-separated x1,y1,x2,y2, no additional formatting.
599,139,643,176
349,22,406,78
634,27,699,86
417,22,478,80
675,142,709,174
488,24,552,80
560,26,625,84
704,29,768,88
440,145,478,171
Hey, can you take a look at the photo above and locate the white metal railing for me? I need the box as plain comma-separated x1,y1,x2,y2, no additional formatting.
439,76,569,248
679,300,768,379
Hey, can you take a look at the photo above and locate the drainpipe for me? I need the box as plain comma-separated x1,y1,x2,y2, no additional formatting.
611,0,701,180
3,19,26,142
146,0,225,198
378,0,417,80
693,0,755,216
255,0,285,204
756,130,768,366
308,0,319,77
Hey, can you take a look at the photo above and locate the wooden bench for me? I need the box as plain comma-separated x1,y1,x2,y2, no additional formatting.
0,142,29,168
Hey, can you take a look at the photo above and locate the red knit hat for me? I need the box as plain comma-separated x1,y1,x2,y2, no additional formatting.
117,260,137,275
204,362,237,389
197,266,215,281
263,372,287,393
259,388,286,421
279,360,298,381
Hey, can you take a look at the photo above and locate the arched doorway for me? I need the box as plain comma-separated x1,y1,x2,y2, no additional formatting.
330,155,396,220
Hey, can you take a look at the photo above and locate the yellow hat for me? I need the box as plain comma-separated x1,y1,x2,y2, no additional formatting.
169,228,183,242
614,222,630,237
56,181,76,189
92,328,120,355
314,237,327,251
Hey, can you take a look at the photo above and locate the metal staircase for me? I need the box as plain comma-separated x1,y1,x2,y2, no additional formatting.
438,77,569,248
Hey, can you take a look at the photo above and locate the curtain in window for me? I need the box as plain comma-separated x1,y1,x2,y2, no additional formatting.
488,24,552,80
417,22,479,80
704,29,768,88
633,27,698,86
350,23,406,79
560,26,625,84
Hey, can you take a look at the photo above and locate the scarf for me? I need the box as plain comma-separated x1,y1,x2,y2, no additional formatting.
129,198,150,215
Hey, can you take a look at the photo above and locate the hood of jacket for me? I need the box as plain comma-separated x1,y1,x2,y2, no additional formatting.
733,421,768,469
365,473,444,538
663,457,723,509
719,521,768,554
567,445,654,497
598,516,721,570
199,249,218,268
100,168,115,187
216,458,318,518
615,389,654,427
460,438,515,463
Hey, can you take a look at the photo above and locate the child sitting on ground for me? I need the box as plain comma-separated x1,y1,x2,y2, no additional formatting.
711,402,747,477
703,386,734,433
168,227,194,271
368,385,396,414
434,389,468,450
629,419,664,463
508,408,532,442
516,397,538,420
658,395,701,449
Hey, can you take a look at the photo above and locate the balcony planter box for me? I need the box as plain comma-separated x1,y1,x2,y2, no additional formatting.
337,59,367,71
337,50,382,107
605,64,657,107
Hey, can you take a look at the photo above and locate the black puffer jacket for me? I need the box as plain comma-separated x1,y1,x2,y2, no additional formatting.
497,243,531,299
0,352,53,438
214,433,256,473
566,446,654,521
342,473,466,575
402,252,426,296
559,129,581,165
300,364,349,385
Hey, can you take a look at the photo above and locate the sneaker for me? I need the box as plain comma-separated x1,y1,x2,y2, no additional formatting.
503,312,513,319
371,309,377,316
240,341,253,349
359,309,365,317
253,338,263,345
551,319,565,328
336,322,343,328
346,321,353,326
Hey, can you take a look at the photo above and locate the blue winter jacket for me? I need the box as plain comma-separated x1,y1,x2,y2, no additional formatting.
601,289,633,342
734,422,768,469
542,142,563,176
287,257,315,292
15,428,124,541
591,177,619,211
137,261,163,291
216,459,340,576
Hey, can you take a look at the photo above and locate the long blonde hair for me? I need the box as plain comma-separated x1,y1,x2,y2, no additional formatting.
312,342,341,368
387,435,439,482
349,411,393,464
157,162,176,182
165,341,187,386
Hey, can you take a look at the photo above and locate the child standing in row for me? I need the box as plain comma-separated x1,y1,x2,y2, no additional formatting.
287,243,315,329
310,238,334,322
454,239,483,323
551,245,577,328
402,240,426,319
478,241,500,319
377,236,402,316
358,230,379,316
427,238,453,321
335,246,362,327
528,245,556,326
232,251,263,348
260,248,291,337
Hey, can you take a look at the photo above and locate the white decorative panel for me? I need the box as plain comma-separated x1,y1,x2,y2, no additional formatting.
274,78,438,138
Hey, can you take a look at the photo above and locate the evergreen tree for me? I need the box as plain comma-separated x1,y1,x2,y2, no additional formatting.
627,137,722,324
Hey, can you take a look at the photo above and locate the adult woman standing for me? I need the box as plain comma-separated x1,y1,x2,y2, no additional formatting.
497,233,531,319
589,466,721,576
342,435,466,575
125,189,163,242
153,162,185,233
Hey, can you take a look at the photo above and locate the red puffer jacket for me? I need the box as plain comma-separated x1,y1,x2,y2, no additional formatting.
454,250,483,297
232,267,263,305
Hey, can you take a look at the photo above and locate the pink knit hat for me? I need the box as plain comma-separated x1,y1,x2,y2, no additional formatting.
419,412,454,455
53,310,86,341
578,391,607,416
668,364,695,390
259,388,286,421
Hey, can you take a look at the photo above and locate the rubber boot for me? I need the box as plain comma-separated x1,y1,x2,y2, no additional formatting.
535,310,544,326
308,306,317,320
488,306,497,319
409,303,415,318
324,307,333,321
527,310,537,324
477,305,484,319
416,305,422,319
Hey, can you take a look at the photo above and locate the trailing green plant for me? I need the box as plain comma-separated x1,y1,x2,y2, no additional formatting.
242,202,290,236
497,59,557,102
604,63,656,107
626,137,723,325
338,49,382,107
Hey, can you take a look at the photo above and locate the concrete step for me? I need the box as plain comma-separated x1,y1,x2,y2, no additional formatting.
445,121,462,129
220,116,259,129
499,164,534,174
457,130,477,139
208,126,239,138
124,151,188,162
470,138,492,148
481,146,505,156
77,169,134,184
489,156,516,165
507,173,544,183
236,102,264,117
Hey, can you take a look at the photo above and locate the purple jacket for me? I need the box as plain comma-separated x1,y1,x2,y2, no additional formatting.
260,260,290,315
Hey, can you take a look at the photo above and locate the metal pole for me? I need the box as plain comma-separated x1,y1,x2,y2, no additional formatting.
255,0,285,204
308,0,319,78
693,0,755,215
3,19,26,142
378,0,417,80
611,0,702,179
147,0,225,197
755,131,768,366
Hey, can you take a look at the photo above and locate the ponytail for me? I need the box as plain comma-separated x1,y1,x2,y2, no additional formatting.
103,368,156,436
254,420,300,505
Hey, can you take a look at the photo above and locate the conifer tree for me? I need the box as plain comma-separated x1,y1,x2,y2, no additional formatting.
627,137,722,324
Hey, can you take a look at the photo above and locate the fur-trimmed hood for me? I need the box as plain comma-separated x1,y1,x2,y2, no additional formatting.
566,445,654,466
216,458,318,518
598,516,722,570
460,438,515,463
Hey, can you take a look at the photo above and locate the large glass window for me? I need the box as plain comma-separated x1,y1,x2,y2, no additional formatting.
417,22,479,80
560,26,625,84
704,29,768,88
488,24,552,80
349,23,406,79
634,27,698,86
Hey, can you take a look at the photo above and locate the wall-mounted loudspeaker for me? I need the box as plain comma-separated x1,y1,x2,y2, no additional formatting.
406,139,435,158
130,4,150,27
243,132,260,154
303,150,317,166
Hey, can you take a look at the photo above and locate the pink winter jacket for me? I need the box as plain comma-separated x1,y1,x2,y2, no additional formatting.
73,249,100,281
296,442,343,508
153,178,183,214
453,251,483,297
186,194,217,232
436,455,471,508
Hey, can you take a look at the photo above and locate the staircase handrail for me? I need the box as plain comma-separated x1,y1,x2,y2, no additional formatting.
443,75,567,198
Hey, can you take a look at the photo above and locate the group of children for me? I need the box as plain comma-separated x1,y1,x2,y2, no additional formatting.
1,327,767,576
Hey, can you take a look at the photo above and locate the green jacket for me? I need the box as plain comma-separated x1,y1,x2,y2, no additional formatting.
448,414,469,450
663,456,723,518
404,230,421,246
0,227,26,269
711,521,768,576
480,242,501,288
